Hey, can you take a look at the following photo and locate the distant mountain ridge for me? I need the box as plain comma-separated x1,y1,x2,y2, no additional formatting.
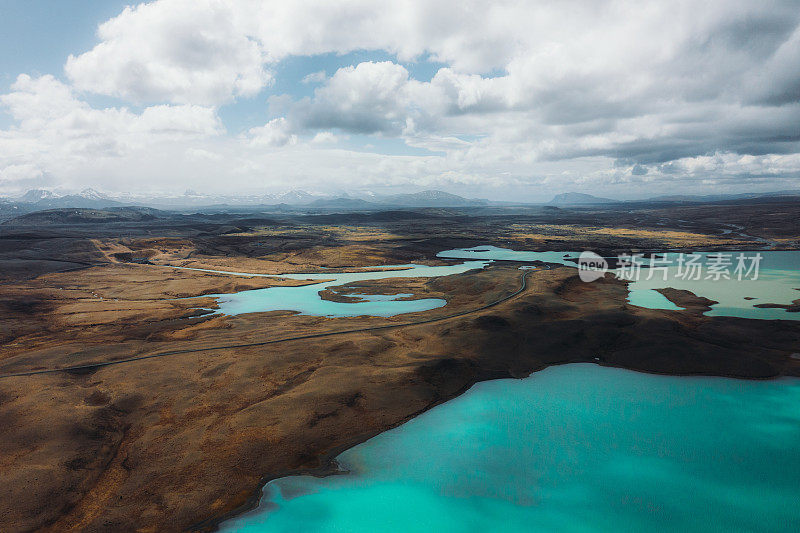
3,187,799,212
309,197,376,209
549,190,800,206
548,192,616,205
3,207,165,225
377,190,487,207
646,190,800,203
6,188,489,209
20,189,59,202
14,188,122,209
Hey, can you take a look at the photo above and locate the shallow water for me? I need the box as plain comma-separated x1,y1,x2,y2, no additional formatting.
438,246,800,320
178,245,797,319
626,288,684,310
628,251,800,320
180,261,489,317
221,364,800,532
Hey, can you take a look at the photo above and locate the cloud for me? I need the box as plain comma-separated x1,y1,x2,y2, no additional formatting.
2,0,800,199
63,1,800,104
310,131,343,144
0,74,223,141
293,61,412,134
748,24,800,106
245,117,296,147
302,71,327,84
0,74,223,190
65,0,270,105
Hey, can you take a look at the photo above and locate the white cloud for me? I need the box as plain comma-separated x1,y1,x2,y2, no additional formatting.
295,61,412,134
245,117,296,147
302,71,327,84
63,1,800,105
310,131,343,144
1,0,799,199
1,74,222,139
0,74,223,190
65,0,270,105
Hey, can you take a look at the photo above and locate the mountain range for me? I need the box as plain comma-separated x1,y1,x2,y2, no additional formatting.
2,188,799,214
3,188,489,210
17,188,123,209
547,192,616,205
547,190,800,206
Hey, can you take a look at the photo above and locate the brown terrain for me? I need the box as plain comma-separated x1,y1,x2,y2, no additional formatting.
0,199,799,532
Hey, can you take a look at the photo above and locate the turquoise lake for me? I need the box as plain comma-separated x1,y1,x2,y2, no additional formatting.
205,247,800,531
177,261,488,317
221,364,800,532
439,246,800,320
177,246,798,320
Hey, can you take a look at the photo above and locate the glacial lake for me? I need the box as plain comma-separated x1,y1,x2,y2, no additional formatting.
221,364,800,532
206,247,799,531
438,246,800,321
177,247,798,320
179,261,488,317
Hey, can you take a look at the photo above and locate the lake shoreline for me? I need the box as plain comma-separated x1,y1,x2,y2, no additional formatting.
2,224,798,532
218,364,800,532
200,352,799,532
189,249,800,531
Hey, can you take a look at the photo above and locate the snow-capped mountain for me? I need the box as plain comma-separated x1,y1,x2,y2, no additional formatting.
16,188,120,209
19,189,60,203
77,188,109,200
7,187,489,210
262,190,318,205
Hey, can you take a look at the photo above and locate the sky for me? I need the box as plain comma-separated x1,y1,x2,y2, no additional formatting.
0,0,799,202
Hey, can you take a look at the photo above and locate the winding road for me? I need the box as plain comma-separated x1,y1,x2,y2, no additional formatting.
0,268,532,379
